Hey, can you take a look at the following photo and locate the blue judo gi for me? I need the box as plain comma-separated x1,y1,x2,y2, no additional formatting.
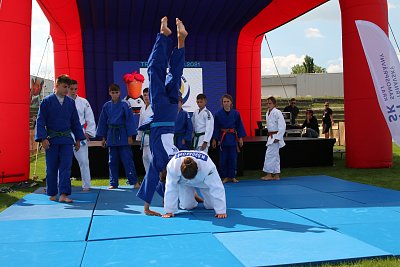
213,109,246,179
96,99,138,187
137,33,183,204
174,108,193,150
35,94,85,196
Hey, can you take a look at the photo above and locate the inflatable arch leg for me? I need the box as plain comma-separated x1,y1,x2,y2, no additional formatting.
340,0,392,168
0,0,32,183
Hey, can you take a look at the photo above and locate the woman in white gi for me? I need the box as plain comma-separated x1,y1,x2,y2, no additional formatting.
261,96,286,181
162,150,227,218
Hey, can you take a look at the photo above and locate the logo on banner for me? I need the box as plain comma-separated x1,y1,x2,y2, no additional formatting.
180,76,191,104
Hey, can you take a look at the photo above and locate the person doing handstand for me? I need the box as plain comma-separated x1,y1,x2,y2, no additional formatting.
136,17,188,216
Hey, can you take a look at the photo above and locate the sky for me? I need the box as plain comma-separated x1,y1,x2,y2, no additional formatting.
30,0,400,80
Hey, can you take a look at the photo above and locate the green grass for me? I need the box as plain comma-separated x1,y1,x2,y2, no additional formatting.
1,145,400,267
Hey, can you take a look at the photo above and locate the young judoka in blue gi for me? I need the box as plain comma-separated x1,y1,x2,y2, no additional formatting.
136,17,187,216
212,94,246,183
174,96,193,150
35,74,85,203
96,84,140,189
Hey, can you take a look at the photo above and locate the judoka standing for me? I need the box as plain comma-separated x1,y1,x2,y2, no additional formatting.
35,74,85,203
261,96,286,181
162,150,227,219
96,84,140,189
212,94,246,183
174,97,193,150
136,17,187,216
136,87,153,174
68,79,96,191
191,94,214,153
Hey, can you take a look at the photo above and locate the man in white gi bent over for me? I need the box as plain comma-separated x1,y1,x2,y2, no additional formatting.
68,79,96,191
162,150,227,219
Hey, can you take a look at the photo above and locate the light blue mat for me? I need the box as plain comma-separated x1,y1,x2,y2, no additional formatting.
335,222,400,255
215,228,391,266
83,233,243,267
0,241,86,267
289,207,400,227
0,217,91,243
1,176,399,266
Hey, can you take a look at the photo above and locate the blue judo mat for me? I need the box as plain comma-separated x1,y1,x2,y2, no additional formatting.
1,175,400,266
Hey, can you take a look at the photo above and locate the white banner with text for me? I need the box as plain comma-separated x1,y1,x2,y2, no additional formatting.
356,20,400,145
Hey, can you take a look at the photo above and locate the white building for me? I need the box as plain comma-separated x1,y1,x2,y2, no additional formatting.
261,73,344,98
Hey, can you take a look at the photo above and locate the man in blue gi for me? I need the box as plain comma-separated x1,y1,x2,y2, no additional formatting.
35,74,85,203
174,97,193,150
137,17,187,216
96,84,140,189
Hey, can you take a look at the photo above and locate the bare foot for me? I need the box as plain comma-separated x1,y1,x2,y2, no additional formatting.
160,16,172,36
82,188,90,192
108,185,118,189
144,202,161,216
274,175,280,180
176,18,188,48
261,175,280,181
133,182,141,189
222,178,230,184
49,195,57,201
59,194,73,203
194,192,204,203
261,175,274,181
232,178,239,183
144,209,161,216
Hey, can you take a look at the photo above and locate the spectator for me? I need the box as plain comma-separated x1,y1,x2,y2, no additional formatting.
301,109,319,138
322,102,334,138
283,98,299,125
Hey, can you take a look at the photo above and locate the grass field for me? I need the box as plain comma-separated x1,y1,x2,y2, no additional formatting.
1,145,399,266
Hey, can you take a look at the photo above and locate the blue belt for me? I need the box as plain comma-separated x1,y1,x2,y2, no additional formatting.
150,122,175,128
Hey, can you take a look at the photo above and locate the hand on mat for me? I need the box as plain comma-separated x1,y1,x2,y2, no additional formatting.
215,213,227,219
162,213,175,218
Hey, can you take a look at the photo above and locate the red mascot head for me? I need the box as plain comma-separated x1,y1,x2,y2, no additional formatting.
123,71,144,99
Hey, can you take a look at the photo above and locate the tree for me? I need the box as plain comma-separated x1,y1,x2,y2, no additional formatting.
291,55,326,74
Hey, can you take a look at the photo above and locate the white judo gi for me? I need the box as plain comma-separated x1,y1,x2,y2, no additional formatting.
164,150,226,215
136,104,154,174
263,108,286,174
191,107,214,153
72,95,96,189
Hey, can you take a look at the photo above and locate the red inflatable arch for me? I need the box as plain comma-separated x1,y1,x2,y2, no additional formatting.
0,0,391,184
